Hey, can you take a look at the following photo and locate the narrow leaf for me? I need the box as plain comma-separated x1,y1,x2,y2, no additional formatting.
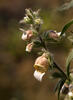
58,79,65,100
66,49,73,77
54,80,62,92
61,19,73,36
52,72,64,79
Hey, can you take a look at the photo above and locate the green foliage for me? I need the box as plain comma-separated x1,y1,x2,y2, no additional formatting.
52,72,65,79
66,49,73,77
61,19,73,36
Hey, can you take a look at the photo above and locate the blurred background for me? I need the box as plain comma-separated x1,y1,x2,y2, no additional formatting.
0,0,73,100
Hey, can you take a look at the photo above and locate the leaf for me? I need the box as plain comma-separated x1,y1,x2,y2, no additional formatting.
66,49,73,77
61,19,73,36
33,40,42,47
54,80,62,92
52,72,64,79
57,79,65,100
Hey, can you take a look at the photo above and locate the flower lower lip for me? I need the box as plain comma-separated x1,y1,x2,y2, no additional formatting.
33,70,45,82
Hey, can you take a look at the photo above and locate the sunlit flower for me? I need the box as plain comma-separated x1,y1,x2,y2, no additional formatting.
26,42,34,52
33,53,50,81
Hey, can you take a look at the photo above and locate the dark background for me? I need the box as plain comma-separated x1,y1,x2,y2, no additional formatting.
0,0,73,100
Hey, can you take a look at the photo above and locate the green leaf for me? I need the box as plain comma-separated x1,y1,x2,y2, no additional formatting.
61,19,73,36
57,79,65,100
33,40,42,47
54,80,62,92
54,79,65,100
66,49,73,77
52,72,64,79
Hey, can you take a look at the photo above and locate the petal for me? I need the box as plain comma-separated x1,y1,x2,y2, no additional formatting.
57,32,61,36
68,92,73,97
33,70,45,82
21,33,27,40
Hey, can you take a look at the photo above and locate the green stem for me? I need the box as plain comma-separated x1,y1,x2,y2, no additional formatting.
53,62,68,80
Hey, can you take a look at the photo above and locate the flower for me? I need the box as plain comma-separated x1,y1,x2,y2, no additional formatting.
49,30,60,39
26,30,33,39
26,42,33,52
21,30,34,41
21,33,27,41
68,92,73,97
34,70,45,82
33,53,51,81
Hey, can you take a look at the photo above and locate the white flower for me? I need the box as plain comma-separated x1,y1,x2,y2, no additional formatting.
68,92,73,97
21,33,27,40
34,70,45,82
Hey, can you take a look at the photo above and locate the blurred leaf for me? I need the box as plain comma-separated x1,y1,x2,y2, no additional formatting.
52,72,64,79
57,79,65,100
33,40,42,47
61,19,73,36
66,49,73,77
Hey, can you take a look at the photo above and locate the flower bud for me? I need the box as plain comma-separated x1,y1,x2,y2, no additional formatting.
21,33,27,41
24,16,31,23
33,53,51,81
61,83,69,95
21,30,34,41
26,30,33,39
34,18,43,25
49,31,59,39
26,42,33,52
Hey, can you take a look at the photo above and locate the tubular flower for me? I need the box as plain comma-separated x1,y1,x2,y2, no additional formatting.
21,30,34,41
33,53,51,82
26,42,34,52
49,30,61,39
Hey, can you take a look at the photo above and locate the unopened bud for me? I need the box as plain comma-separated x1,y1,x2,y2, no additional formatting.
26,42,33,52
24,16,31,23
34,18,43,25
61,83,69,95
49,31,59,39
26,30,33,39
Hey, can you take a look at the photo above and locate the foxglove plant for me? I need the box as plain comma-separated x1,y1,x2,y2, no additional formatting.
19,8,73,100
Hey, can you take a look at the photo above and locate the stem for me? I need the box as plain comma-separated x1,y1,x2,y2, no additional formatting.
39,36,47,50
53,62,68,79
